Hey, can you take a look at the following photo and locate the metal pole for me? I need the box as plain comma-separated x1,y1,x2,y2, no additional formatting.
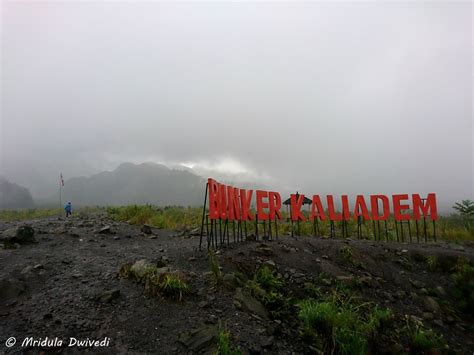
59,174,62,219
199,183,209,251
395,220,399,242
416,220,420,243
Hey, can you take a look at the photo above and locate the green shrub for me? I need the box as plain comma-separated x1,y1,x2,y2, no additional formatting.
215,327,242,355
255,266,283,291
158,273,189,301
339,246,353,262
452,259,474,314
299,300,337,334
208,249,222,285
405,321,445,353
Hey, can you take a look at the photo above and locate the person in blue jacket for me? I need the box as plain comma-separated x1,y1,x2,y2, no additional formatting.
65,202,72,217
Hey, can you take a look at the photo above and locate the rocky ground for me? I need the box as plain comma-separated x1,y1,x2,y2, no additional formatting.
0,213,473,354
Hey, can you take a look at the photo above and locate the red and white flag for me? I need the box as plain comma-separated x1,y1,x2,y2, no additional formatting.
60,173,64,187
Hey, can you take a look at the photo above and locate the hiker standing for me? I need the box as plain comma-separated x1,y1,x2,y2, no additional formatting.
65,202,72,217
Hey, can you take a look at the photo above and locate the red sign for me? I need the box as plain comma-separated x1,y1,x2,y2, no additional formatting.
207,178,438,222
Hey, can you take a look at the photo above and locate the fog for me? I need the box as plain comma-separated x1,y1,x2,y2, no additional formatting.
1,1,472,211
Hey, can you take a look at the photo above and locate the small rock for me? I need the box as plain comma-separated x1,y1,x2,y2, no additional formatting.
141,225,153,235
422,312,434,320
435,286,446,296
43,313,53,320
98,289,120,303
256,244,273,256
21,266,35,275
359,276,372,287
321,278,332,286
410,279,425,289
33,264,44,270
198,301,208,308
423,296,440,313
189,228,200,236
223,273,240,290
246,234,256,242
98,226,112,234
394,290,406,299
260,336,274,348
264,260,276,270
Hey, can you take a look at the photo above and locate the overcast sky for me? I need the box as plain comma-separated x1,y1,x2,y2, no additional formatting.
1,1,472,210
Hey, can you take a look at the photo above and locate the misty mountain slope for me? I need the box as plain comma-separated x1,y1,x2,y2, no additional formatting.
63,163,206,206
0,177,34,209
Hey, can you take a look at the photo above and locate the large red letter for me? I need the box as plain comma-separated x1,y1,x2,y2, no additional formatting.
218,183,227,220
256,190,270,220
268,192,283,220
291,194,306,221
227,186,241,221
393,194,410,221
353,195,370,221
310,195,326,221
370,195,390,220
412,193,438,221
240,189,254,221
341,195,351,220
327,195,342,221
208,178,219,219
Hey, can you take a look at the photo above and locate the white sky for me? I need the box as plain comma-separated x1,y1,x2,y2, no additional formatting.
1,0,472,210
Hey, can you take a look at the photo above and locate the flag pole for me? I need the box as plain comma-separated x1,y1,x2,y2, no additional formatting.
59,173,62,219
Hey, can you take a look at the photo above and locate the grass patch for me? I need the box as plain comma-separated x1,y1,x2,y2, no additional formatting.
255,266,283,290
214,326,242,355
426,255,438,271
107,205,202,230
208,249,223,285
298,288,393,354
158,273,189,301
0,208,61,221
244,266,287,318
404,318,445,353
120,261,189,301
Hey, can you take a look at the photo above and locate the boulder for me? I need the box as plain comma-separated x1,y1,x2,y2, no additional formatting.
130,260,154,281
223,273,240,290
178,325,218,352
234,288,269,319
141,225,153,235
1,225,35,245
